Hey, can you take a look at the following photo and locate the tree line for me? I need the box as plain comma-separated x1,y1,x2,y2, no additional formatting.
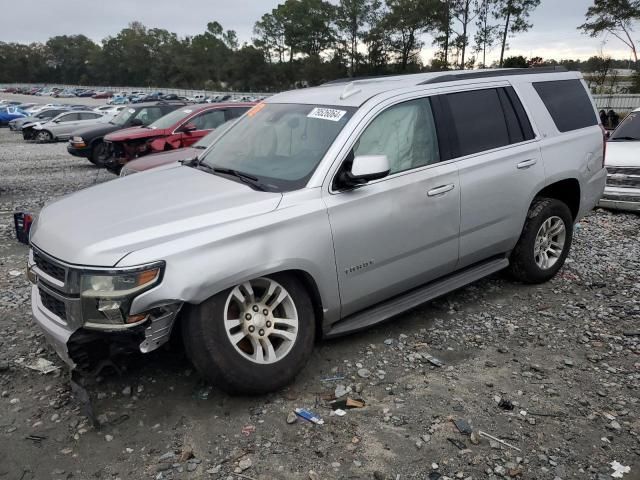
0,0,638,91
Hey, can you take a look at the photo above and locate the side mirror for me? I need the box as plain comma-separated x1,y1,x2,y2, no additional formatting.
605,130,611,139
130,118,143,126
180,122,197,133
345,155,390,186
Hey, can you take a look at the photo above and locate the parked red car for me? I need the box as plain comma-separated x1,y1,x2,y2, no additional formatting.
91,91,114,99
103,103,253,173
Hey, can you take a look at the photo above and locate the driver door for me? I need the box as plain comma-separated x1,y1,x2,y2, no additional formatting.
177,109,228,148
324,97,461,317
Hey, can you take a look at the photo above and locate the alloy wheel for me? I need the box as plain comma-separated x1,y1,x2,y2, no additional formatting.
533,216,566,270
223,277,299,365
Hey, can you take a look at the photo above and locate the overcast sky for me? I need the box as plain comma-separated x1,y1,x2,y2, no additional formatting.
1,0,634,63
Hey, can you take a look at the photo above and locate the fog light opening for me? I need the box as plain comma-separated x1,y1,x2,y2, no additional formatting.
126,313,150,324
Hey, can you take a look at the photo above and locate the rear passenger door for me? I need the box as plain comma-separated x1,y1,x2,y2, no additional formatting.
439,86,545,268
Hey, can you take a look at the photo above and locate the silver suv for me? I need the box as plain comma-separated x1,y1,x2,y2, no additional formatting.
28,68,606,394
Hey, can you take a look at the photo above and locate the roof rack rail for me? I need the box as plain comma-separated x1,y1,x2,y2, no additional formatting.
322,74,397,85
419,66,568,85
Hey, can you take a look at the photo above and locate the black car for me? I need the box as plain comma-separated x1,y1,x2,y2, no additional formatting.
67,102,185,165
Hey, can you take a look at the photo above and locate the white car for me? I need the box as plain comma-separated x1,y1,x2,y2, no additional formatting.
187,93,207,102
599,107,640,211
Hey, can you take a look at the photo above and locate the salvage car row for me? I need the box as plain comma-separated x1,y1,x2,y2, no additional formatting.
1,98,254,174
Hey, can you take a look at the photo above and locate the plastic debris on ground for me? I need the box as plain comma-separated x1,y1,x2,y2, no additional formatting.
610,461,631,478
19,357,60,374
294,408,324,425
478,430,522,452
241,425,256,436
423,354,444,367
453,418,472,435
330,397,366,410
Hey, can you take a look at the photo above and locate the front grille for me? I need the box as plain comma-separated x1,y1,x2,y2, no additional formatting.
39,287,67,320
607,166,640,176
602,193,640,203
33,250,65,282
607,166,640,189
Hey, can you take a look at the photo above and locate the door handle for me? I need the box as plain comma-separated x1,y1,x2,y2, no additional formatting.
427,184,455,197
517,159,537,169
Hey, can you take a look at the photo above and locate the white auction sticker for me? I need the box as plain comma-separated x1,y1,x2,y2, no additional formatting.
307,107,347,122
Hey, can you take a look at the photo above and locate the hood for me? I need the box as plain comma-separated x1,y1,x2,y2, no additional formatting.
126,147,199,172
605,141,640,167
30,166,282,267
105,125,166,142
73,122,121,139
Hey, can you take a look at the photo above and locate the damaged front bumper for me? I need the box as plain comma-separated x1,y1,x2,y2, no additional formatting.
28,248,182,370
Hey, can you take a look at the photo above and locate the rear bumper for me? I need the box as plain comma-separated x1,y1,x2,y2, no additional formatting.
578,167,607,219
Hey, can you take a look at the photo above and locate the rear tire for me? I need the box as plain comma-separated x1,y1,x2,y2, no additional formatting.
508,197,573,284
182,273,315,394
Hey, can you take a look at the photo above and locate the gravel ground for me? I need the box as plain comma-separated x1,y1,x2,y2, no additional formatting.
0,126,639,480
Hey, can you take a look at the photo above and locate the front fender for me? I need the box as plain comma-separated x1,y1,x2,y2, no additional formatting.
123,189,341,329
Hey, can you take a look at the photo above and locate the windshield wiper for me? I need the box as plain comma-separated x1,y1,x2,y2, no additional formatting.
212,167,267,191
193,145,207,149
610,136,640,141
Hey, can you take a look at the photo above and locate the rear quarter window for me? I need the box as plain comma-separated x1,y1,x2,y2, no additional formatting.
533,79,597,132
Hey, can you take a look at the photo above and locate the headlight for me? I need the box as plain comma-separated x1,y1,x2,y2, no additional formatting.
71,136,86,146
80,263,163,326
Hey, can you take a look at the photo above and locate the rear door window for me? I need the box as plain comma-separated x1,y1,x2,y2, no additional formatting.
444,88,510,157
226,106,251,120
58,113,80,122
533,79,597,132
78,112,100,120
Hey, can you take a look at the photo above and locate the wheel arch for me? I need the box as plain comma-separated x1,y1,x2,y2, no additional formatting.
534,178,581,220
177,268,327,341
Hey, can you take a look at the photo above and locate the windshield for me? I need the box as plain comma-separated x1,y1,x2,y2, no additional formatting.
199,103,356,191
610,112,640,141
147,108,194,129
112,107,137,126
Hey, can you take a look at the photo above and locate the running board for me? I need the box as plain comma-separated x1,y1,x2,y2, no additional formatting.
325,257,509,338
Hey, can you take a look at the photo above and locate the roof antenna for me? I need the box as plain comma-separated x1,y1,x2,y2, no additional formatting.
340,82,362,100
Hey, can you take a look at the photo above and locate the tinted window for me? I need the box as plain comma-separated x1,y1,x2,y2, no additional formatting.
135,107,165,124
57,113,80,122
79,112,100,120
354,98,440,174
227,106,251,120
533,79,597,132
610,111,640,141
445,88,510,157
190,109,226,130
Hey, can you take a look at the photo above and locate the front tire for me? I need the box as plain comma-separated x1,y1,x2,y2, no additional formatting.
90,141,109,166
182,273,315,394
35,130,53,143
509,197,573,284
